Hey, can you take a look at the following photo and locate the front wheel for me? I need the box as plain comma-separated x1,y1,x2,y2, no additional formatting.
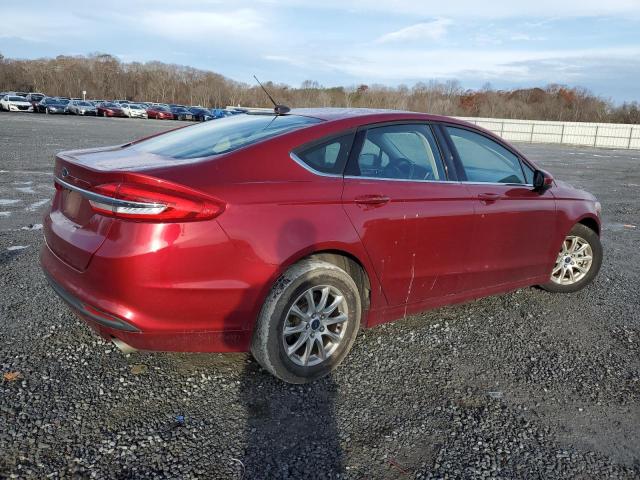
540,223,602,293
251,259,361,383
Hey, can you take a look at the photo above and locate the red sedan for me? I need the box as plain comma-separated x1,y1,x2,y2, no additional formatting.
41,109,602,383
96,102,126,118
146,105,174,120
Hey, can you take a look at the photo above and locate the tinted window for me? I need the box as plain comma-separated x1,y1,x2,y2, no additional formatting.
351,124,445,181
294,133,354,174
446,127,525,184
132,114,321,159
9,96,26,101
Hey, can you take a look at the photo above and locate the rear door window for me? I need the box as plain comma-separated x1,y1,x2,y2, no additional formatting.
446,126,526,184
348,124,446,181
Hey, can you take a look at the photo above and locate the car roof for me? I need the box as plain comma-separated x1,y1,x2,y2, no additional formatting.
289,107,468,125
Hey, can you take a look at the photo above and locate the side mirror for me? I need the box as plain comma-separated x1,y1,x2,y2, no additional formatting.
533,169,553,192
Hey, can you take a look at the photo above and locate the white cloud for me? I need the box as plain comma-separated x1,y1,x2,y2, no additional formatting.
290,0,640,18
375,19,452,44
263,46,640,86
140,9,266,41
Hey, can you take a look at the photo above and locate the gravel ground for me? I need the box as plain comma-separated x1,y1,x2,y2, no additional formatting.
1,113,639,479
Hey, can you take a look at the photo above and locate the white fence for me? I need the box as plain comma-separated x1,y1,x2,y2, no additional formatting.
456,117,640,150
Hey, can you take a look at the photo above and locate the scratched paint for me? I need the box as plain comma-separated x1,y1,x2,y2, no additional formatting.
403,253,416,318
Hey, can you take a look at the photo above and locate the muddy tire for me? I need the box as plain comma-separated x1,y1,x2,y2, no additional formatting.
251,260,361,384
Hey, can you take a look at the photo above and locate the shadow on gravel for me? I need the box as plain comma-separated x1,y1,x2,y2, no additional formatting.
239,362,342,479
233,219,343,478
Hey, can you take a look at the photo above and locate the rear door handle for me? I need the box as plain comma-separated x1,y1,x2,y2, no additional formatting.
354,195,390,205
477,192,501,202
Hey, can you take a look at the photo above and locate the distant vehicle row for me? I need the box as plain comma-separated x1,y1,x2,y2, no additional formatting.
0,92,244,121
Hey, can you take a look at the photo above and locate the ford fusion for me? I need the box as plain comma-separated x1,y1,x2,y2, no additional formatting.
41,108,603,383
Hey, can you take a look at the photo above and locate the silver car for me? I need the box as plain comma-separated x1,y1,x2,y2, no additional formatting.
66,100,97,116
120,103,149,119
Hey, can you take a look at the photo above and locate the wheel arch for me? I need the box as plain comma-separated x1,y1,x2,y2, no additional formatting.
261,244,380,328
305,250,372,314
577,215,600,236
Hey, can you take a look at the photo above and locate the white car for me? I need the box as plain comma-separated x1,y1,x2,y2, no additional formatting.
1,95,33,112
120,103,148,118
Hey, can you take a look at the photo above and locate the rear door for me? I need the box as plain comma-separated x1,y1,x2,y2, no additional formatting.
443,125,557,289
341,122,476,306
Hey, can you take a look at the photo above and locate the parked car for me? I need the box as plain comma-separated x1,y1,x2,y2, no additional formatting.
36,97,69,114
0,95,33,112
146,105,174,120
188,107,215,122
66,100,97,116
169,106,193,121
40,108,603,383
96,102,126,118
209,108,231,119
25,93,45,108
120,103,148,119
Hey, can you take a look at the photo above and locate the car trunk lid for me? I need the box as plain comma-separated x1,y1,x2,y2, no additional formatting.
44,152,125,271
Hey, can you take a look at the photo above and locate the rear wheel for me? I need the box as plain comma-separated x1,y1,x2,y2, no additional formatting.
251,260,361,383
540,223,602,293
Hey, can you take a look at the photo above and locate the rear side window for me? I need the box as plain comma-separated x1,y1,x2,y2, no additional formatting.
349,124,446,181
446,127,525,184
132,114,321,159
293,133,354,175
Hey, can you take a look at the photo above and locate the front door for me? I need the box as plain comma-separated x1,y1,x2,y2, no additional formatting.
443,125,557,289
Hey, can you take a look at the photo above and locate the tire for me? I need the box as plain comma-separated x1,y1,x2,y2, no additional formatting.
251,259,361,384
539,223,602,293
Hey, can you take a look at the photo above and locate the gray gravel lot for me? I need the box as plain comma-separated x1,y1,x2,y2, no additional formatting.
1,113,639,479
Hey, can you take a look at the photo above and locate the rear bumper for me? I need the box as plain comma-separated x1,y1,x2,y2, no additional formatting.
40,219,272,353
44,271,139,332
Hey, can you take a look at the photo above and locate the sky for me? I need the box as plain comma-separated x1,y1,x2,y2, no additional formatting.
1,0,639,102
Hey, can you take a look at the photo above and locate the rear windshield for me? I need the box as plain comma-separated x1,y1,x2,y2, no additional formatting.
131,113,321,159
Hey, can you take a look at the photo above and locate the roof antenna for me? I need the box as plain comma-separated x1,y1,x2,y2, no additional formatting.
253,75,290,115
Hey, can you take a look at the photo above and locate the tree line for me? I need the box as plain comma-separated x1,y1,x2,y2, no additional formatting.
1,53,638,124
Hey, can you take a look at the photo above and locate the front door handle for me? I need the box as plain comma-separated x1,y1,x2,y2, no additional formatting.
478,192,501,202
354,195,390,205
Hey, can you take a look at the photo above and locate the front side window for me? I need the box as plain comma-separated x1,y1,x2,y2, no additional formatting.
294,133,354,175
350,124,445,181
446,126,526,184
132,113,321,159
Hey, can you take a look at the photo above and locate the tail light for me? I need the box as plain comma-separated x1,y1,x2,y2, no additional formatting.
55,174,225,222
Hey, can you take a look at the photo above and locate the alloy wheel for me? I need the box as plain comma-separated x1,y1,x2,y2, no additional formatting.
282,285,349,367
551,235,593,285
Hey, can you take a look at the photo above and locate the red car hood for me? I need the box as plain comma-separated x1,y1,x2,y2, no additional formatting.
553,179,597,202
